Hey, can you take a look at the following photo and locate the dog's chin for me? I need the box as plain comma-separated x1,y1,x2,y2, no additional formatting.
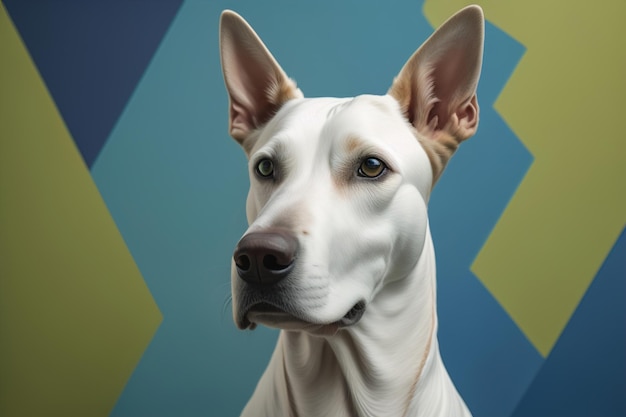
241,302,366,337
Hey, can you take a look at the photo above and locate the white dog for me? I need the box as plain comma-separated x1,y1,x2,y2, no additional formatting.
220,5,484,416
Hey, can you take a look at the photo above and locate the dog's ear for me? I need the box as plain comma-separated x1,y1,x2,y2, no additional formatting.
389,5,484,181
220,10,303,145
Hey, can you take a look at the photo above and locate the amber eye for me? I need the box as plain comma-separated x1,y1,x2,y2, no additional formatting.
256,159,274,178
358,157,386,178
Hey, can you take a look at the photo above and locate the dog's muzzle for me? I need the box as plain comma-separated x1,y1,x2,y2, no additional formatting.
233,229,367,333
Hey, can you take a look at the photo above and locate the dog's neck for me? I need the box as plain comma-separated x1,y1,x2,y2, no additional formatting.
241,230,471,417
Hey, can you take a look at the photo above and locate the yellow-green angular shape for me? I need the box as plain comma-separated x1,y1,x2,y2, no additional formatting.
0,5,162,417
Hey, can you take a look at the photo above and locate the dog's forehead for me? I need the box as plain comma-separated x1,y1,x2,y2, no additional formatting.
261,95,414,149
323,95,411,142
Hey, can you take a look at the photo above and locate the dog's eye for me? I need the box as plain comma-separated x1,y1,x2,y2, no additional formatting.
358,157,386,178
256,158,274,178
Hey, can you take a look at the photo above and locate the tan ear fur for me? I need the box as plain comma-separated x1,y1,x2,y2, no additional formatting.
389,5,484,182
220,11,303,144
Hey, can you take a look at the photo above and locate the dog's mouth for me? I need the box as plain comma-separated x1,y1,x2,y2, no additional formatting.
242,301,366,336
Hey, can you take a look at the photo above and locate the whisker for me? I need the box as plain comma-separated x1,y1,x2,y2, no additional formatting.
222,293,233,319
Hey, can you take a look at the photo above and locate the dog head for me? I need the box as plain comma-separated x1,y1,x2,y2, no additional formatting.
220,7,483,335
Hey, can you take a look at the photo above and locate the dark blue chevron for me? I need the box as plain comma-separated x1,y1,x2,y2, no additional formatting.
512,228,626,417
3,0,183,167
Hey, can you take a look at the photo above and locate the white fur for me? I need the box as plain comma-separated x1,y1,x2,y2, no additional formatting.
219,6,484,417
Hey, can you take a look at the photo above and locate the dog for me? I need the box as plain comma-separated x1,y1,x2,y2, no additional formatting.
220,5,483,417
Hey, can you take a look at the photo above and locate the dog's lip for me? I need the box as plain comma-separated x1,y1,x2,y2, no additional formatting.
243,301,366,336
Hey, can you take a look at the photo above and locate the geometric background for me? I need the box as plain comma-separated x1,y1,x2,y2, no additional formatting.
1,1,624,416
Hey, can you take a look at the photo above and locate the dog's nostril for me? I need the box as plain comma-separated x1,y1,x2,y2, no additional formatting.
236,254,251,271
344,301,365,320
341,301,366,327
263,254,289,271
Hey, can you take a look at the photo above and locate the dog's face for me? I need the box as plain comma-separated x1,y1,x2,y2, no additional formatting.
220,7,484,335
233,95,434,334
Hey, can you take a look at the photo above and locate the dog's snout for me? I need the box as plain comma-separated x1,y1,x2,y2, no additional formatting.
233,230,298,285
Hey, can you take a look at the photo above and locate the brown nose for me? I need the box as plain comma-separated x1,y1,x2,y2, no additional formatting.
233,230,298,286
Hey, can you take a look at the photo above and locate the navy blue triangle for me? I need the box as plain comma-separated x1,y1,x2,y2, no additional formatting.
3,0,183,167
512,228,626,417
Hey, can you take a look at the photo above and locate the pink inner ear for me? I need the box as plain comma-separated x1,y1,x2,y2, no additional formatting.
230,99,256,138
226,58,300,142
387,5,483,182
427,46,476,130
457,96,478,128
223,41,278,130
220,11,302,142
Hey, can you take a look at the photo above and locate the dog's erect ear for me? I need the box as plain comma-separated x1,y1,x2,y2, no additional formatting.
389,5,484,180
220,10,303,144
